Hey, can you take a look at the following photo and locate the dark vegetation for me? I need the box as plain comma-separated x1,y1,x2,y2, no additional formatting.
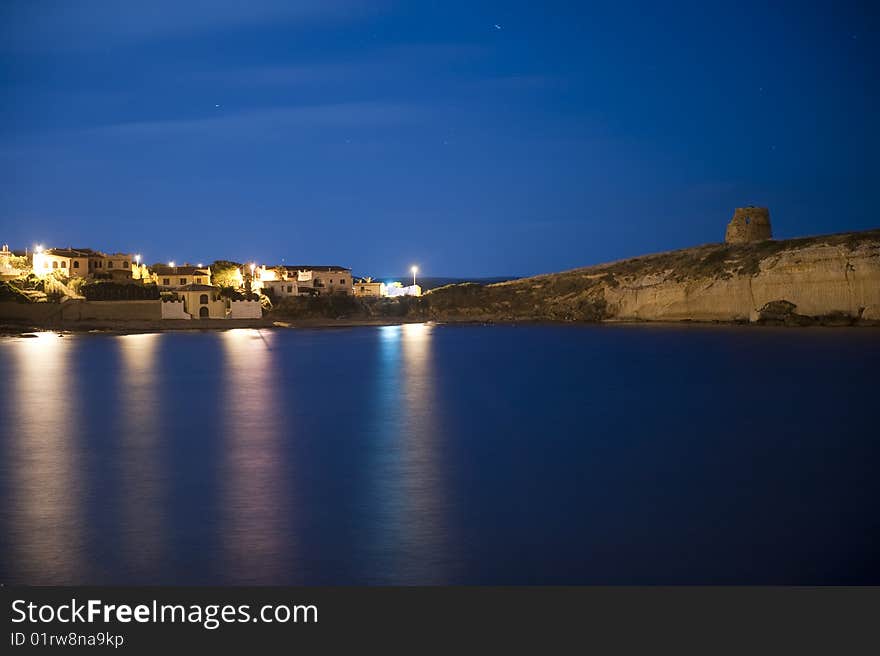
271,294,428,320
0,280,33,302
80,281,160,300
0,274,64,302
218,286,260,301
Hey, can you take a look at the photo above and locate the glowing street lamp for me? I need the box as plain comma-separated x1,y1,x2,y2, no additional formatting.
411,265,418,287
169,261,175,268
135,254,141,265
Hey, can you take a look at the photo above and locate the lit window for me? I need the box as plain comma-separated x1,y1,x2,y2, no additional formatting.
52,261,58,269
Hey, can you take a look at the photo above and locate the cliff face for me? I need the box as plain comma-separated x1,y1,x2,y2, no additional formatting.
425,230,880,325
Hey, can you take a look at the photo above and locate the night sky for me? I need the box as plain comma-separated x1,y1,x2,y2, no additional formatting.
1,1,876,277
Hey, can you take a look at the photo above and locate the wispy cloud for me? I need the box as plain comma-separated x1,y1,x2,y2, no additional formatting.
86,101,423,140
189,43,488,88
0,0,381,52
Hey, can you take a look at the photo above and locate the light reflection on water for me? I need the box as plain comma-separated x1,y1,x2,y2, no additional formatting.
3,333,85,582
116,333,166,579
368,323,452,583
219,329,291,584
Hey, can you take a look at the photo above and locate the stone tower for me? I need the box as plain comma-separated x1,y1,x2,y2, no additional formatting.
724,206,772,244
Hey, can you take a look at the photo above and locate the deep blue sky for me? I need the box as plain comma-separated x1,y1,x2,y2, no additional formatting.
1,1,877,276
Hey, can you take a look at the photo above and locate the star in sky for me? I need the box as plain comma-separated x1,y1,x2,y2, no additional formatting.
494,24,502,30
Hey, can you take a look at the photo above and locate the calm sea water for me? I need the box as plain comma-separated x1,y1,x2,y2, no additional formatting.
1,324,877,585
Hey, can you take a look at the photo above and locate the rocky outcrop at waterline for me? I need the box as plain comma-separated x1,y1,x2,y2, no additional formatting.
422,229,880,326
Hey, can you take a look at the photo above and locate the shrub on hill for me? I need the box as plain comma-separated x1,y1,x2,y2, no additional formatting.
81,281,160,301
211,261,243,288
0,280,33,303
270,294,428,320
218,286,259,301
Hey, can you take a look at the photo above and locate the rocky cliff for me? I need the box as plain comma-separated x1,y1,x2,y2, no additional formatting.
424,229,880,325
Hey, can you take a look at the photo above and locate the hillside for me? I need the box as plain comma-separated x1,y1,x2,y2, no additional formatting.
422,229,880,325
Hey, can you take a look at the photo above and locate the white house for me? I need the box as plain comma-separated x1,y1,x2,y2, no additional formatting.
385,282,422,297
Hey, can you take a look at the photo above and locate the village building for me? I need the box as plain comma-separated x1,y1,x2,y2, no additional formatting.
250,265,279,291
93,252,136,279
152,264,212,289
159,283,262,319
262,279,299,298
0,244,27,280
31,247,136,280
281,265,352,295
354,278,386,297
170,283,227,318
33,248,86,275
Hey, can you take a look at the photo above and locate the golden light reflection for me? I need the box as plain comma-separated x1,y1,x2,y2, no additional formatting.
116,333,166,579
4,332,85,583
219,329,291,583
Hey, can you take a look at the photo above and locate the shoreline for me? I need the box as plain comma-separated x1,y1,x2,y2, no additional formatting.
0,316,434,337
4,229,877,333
2,314,877,337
